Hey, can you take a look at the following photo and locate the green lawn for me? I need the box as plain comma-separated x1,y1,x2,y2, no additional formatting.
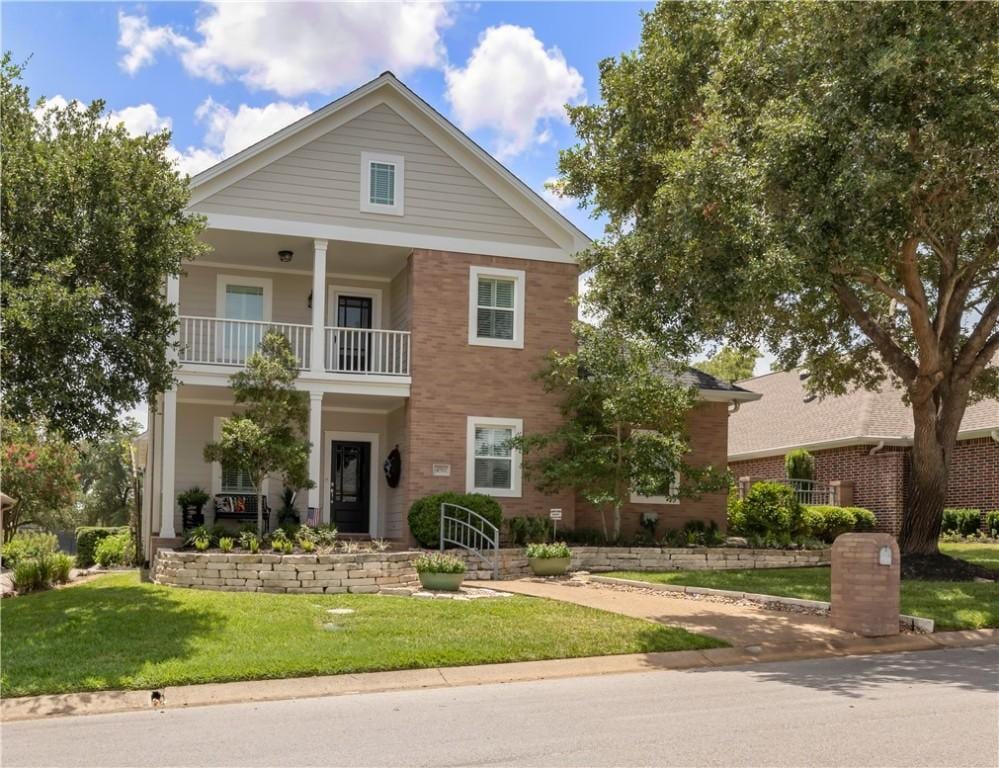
0,573,724,698
606,542,999,632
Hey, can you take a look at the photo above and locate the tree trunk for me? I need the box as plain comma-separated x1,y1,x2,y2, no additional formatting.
256,486,265,538
897,388,968,556
612,501,622,542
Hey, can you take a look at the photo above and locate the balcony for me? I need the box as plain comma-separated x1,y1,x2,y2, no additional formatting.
178,316,410,377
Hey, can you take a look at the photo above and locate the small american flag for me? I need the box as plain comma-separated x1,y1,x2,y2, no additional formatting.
306,507,318,527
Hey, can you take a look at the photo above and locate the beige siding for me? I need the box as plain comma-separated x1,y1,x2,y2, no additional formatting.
181,264,393,327
191,104,557,249
384,404,408,539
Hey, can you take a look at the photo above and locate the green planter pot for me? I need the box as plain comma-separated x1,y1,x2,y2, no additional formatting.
529,557,571,577
418,571,465,591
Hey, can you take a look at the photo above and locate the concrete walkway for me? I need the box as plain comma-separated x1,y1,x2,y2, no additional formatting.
469,578,851,647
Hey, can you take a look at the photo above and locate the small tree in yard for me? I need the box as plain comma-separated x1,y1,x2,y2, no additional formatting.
513,324,726,541
1,419,79,541
698,346,759,385
203,332,313,536
559,3,998,558
784,450,815,484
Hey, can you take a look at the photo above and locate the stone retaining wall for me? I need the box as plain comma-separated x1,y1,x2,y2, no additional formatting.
151,550,419,594
152,546,831,594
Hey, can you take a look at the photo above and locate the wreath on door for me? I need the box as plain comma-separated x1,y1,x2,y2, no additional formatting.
384,445,402,488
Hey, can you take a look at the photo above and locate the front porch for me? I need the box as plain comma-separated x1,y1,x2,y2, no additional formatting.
147,384,408,551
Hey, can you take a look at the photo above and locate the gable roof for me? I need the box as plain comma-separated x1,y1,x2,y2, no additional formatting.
729,368,999,460
188,72,590,259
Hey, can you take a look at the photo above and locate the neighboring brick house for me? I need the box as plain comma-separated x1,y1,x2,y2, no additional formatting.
140,72,757,556
728,369,999,533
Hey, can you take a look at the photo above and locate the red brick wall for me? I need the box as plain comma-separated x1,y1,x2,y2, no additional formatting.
947,437,999,514
403,249,578,536
731,437,999,534
574,401,732,540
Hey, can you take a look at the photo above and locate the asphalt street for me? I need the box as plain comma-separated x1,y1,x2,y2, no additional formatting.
3,646,997,767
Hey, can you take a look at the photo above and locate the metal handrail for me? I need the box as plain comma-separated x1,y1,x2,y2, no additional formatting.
439,502,499,578
745,478,835,506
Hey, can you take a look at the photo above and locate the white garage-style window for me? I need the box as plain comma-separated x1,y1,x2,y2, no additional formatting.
468,266,525,349
466,416,522,498
360,151,404,215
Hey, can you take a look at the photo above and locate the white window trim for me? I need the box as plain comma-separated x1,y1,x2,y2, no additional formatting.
468,266,525,349
323,430,380,537
211,417,270,497
215,274,273,321
328,285,384,330
629,429,680,504
360,151,405,216
466,416,522,498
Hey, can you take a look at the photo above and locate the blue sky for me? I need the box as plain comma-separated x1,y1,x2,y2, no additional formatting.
3,1,655,241
3,2,764,427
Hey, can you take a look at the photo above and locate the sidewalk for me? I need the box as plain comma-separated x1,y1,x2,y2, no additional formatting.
469,578,849,647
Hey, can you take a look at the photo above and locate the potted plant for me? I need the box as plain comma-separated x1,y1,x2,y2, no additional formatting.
414,552,466,591
526,541,572,576
178,487,211,528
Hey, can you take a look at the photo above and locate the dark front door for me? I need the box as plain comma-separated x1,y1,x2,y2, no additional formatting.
330,440,370,533
337,295,373,372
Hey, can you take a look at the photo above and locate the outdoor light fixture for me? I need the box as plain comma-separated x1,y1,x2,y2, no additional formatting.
278,249,294,263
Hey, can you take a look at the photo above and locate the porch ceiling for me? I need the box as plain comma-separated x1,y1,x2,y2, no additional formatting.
177,384,406,414
197,228,410,279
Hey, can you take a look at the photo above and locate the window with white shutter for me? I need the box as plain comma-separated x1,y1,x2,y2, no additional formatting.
360,152,404,215
466,417,522,497
468,266,525,349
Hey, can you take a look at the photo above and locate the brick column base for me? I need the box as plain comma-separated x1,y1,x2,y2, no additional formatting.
830,533,900,636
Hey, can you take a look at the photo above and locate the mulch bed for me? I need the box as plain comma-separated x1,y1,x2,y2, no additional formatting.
901,553,996,582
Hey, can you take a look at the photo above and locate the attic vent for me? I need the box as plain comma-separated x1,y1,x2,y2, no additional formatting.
798,369,810,380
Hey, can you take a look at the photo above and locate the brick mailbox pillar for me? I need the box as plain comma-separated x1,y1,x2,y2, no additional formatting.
830,533,900,637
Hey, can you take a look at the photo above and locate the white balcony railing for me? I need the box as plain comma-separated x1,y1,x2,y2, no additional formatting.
325,327,410,376
178,316,312,369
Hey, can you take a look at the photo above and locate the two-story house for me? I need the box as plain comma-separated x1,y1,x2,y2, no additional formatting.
140,72,758,557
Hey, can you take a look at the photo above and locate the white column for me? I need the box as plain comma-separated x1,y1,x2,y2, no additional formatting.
307,391,324,515
311,239,328,373
160,274,181,539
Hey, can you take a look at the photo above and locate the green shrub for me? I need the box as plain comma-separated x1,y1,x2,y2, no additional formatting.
738,482,802,540
726,487,746,534
2,531,58,570
218,537,234,552
407,492,503,548
12,558,44,592
95,531,133,567
507,516,552,545
315,524,338,548
75,526,129,568
941,508,981,537
802,505,856,542
848,507,877,531
413,552,466,574
986,511,999,538
49,553,74,583
525,541,571,559
562,527,617,546
239,530,260,553
784,449,815,481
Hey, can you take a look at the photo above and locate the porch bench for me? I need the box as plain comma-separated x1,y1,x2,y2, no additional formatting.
213,494,271,533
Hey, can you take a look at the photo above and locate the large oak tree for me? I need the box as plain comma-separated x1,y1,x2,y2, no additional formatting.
1,55,207,440
559,2,998,556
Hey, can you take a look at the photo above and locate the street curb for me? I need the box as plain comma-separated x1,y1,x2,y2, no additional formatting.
2,630,994,723
589,575,937,633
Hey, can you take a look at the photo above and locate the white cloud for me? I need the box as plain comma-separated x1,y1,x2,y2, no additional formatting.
540,176,574,213
117,3,453,97
445,25,584,160
168,98,313,176
117,10,191,75
108,104,173,136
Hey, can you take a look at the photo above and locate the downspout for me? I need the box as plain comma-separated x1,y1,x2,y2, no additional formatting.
868,440,886,456
729,400,741,414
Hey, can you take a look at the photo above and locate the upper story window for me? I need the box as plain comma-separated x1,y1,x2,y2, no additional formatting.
360,151,404,215
468,266,525,349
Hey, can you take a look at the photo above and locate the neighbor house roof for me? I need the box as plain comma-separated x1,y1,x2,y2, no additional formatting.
187,71,590,259
682,367,762,403
729,368,999,460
